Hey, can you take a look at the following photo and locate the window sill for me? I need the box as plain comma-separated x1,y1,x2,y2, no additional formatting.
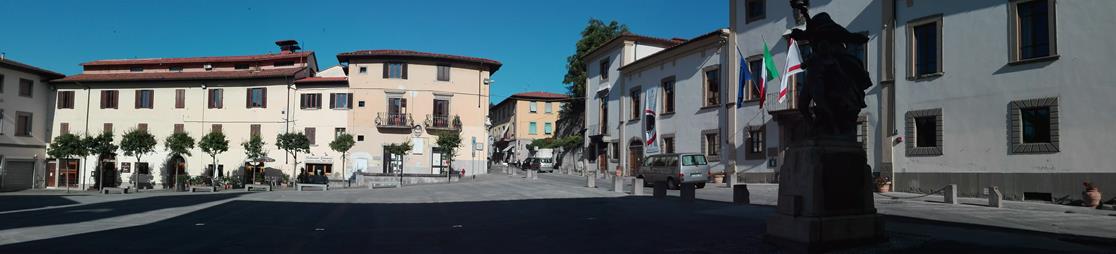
627,119,640,124
1008,55,1059,66
700,105,720,110
906,147,943,157
907,72,943,81
659,112,675,117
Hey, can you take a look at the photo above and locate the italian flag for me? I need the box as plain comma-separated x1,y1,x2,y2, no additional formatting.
760,41,780,107
778,39,804,103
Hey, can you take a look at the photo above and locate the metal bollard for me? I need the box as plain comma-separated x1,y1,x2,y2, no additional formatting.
653,181,667,198
733,184,750,204
614,177,624,193
586,174,596,188
680,183,696,202
632,178,645,196
945,184,958,205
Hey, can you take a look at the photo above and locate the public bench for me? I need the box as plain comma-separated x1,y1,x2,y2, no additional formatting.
297,183,328,191
245,184,272,191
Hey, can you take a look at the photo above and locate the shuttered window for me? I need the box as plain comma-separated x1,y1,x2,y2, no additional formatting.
305,127,316,145
247,88,267,108
211,124,222,133
301,93,322,109
57,91,75,109
437,64,450,81
175,89,186,109
103,123,113,134
135,90,154,109
329,93,353,109
101,90,119,109
250,124,261,137
138,123,148,132
208,89,224,109
174,124,185,134
60,123,69,135
384,63,407,79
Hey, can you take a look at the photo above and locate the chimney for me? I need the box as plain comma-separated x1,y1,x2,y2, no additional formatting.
275,40,301,54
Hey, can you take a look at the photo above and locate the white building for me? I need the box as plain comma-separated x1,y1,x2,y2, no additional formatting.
0,57,65,191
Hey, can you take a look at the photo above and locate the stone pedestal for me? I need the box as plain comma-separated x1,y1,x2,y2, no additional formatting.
733,184,750,204
765,138,885,251
586,174,596,188
632,178,645,196
988,186,1003,208
945,184,958,205
613,178,624,193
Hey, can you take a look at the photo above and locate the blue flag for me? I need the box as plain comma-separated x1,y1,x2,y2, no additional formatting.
736,47,752,108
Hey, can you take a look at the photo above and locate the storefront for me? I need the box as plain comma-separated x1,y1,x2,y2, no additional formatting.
304,156,334,179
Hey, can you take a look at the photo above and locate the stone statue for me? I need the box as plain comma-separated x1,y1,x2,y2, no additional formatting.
788,0,873,139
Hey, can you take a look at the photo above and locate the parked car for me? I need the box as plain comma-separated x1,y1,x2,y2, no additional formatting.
523,158,541,171
637,153,709,189
537,158,555,173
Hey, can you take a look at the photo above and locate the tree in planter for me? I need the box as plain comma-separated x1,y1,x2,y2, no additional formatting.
164,132,196,190
435,132,462,181
383,141,413,187
199,131,229,187
120,129,157,190
329,133,355,186
241,134,267,184
86,132,119,190
46,133,89,192
275,132,310,184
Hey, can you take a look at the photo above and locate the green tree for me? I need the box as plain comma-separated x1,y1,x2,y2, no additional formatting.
199,131,229,181
384,141,413,187
164,132,196,189
47,133,89,191
86,132,118,190
435,132,462,179
120,129,157,189
275,132,310,182
241,134,266,183
557,19,628,137
329,133,355,185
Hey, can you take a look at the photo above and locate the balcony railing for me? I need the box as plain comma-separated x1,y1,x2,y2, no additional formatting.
766,90,800,113
376,112,413,129
425,114,461,131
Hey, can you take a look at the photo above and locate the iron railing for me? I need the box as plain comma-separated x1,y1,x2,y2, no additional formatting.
376,112,413,128
425,114,461,131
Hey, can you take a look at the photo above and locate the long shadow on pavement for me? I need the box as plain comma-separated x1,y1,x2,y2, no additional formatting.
0,192,249,231
0,195,84,212
1,196,1113,253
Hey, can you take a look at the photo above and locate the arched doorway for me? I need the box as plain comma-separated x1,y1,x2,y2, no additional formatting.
628,140,643,176
97,154,119,188
165,155,187,190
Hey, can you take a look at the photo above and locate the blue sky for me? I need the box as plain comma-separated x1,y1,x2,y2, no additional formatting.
0,0,725,103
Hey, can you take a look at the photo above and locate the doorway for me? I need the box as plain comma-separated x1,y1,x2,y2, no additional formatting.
628,140,643,176
166,155,187,189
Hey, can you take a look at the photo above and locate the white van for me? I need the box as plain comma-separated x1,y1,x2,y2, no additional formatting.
637,153,709,189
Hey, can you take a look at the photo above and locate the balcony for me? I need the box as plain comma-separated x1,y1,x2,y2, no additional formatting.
766,90,800,113
425,114,462,131
376,112,413,129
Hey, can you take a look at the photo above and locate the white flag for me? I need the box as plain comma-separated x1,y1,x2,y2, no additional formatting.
779,39,804,103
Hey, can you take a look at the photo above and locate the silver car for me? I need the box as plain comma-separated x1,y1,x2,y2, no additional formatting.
637,153,709,189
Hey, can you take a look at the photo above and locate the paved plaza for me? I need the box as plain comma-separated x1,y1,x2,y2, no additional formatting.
0,168,1113,253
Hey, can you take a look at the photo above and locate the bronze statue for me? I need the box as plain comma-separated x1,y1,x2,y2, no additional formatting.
788,0,872,139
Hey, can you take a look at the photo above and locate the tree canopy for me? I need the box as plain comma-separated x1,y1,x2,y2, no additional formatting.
199,131,229,158
435,132,462,165
556,19,629,137
47,133,88,160
275,132,310,159
329,133,355,155
164,132,196,157
241,134,267,162
120,129,157,160
384,141,413,156
87,132,118,158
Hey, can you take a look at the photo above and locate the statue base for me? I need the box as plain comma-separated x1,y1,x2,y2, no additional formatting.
764,138,886,251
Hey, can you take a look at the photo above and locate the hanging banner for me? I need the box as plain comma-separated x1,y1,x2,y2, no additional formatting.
644,89,660,155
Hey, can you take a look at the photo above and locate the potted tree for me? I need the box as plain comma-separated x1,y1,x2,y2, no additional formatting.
46,133,88,193
435,132,462,182
120,129,157,191
275,132,310,186
330,133,355,187
1083,182,1102,208
164,132,196,191
875,176,892,193
241,135,266,184
199,130,229,188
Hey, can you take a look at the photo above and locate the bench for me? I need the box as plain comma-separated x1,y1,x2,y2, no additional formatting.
102,187,129,194
190,186,216,192
297,183,328,191
245,184,272,191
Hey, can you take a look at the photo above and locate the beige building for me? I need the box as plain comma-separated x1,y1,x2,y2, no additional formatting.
489,91,566,164
336,50,499,176
49,40,321,190
0,57,65,191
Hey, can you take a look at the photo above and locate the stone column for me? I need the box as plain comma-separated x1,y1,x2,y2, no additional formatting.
632,178,645,196
613,177,624,193
944,184,958,205
586,174,596,188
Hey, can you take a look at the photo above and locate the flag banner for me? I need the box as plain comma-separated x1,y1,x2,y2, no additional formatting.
736,47,752,108
779,38,804,103
644,89,660,155
761,41,780,108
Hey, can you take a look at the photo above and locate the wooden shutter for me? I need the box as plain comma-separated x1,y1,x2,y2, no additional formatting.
245,88,252,108
56,92,64,108
305,127,316,145
212,124,222,133
174,124,184,134
103,123,113,134
111,91,118,109
135,90,142,108
383,63,390,78
138,123,148,132
175,89,185,108
401,63,408,79
347,93,353,109
60,123,69,135
250,124,260,137
261,88,267,108
329,93,336,109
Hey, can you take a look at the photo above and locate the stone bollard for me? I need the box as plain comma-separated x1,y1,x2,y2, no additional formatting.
988,186,1003,208
632,178,645,196
512,167,518,176
680,183,696,202
944,184,958,205
586,174,596,188
653,181,667,198
614,177,624,193
725,173,736,188
733,184,750,204
532,170,539,180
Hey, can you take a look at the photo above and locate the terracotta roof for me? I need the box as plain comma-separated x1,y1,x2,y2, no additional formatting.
294,76,347,84
0,57,65,79
81,51,315,66
581,32,687,61
336,50,502,73
620,29,729,72
53,67,308,83
511,91,568,100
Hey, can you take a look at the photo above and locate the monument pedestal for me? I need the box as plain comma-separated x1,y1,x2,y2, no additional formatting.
765,138,885,251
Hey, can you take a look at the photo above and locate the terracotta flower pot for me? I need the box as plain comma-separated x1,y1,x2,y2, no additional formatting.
1083,189,1102,208
877,183,891,193
713,175,724,184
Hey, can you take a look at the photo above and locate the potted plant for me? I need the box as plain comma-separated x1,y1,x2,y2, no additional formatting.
875,176,892,193
1083,182,1102,208
712,173,725,184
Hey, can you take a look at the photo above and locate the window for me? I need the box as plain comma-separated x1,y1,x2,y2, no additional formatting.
169,66,183,72
100,90,119,109
359,66,368,74
437,65,451,81
208,89,224,109
746,0,766,23
250,124,261,137
702,130,720,161
1011,0,1057,62
610,143,619,161
905,108,943,156
544,122,553,135
18,79,32,98
136,162,150,175
745,126,765,160
129,67,143,72
57,91,75,109
1009,97,1059,153
529,101,538,113
104,123,113,134
857,116,869,150
663,136,675,154
175,89,186,109
357,135,364,141
358,101,365,107
15,112,31,136
235,64,250,70
682,155,708,166
138,123,148,132
384,63,407,79
599,58,611,81
60,123,69,135
847,33,869,69
335,128,346,138
433,99,449,117
330,93,353,109
545,102,553,114
211,124,222,133
174,124,184,134
662,77,675,113
274,61,294,67
247,88,266,108
529,122,538,135
306,127,316,145
0,74,5,93
301,93,322,109
0,110,5,135
907,15,943,78
746,57,763,101
704,68,720,106
135,90,154,109
630,89,641,120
